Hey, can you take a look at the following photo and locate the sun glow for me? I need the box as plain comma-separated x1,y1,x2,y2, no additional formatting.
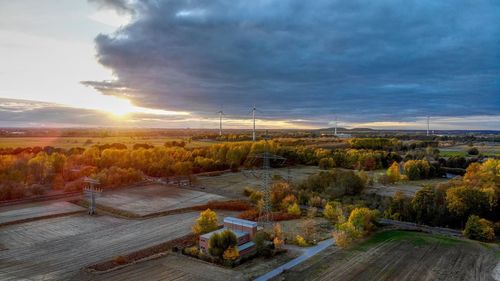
82,96,190,117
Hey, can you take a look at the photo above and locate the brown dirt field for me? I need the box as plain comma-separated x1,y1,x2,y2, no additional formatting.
94,184,225,216
0,210,237,280
278,231,499,281
80,249,297,281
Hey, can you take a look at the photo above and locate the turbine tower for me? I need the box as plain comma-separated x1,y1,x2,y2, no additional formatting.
217,110,224,136
252,105,257,141
426,116,430,136
334,116,338,135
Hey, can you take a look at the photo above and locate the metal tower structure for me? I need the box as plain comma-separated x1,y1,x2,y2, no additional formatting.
247,132,286,226
217,110,224,136
83,177,102,215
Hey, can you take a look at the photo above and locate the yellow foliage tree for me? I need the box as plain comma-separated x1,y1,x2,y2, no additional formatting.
386,162,401,183
192,208,218,235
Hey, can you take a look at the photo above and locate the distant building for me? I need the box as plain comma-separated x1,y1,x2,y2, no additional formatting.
199,217,257,257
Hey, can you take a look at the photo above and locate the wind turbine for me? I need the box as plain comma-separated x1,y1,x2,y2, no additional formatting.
334,116,338,135
217,109,225,136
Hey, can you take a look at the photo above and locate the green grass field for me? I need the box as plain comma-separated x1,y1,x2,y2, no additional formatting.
356,230,464,251
0,136,214,149
439,143,500,157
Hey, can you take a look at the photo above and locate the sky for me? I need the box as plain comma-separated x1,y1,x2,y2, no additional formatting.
0,0,499,130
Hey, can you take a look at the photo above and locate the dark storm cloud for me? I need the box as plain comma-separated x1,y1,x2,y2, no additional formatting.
88,0,135,15
90,0,500,123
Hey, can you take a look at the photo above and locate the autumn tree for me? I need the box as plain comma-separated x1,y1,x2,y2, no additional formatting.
192,209,218,235
463,215,495,242
386,162,401,183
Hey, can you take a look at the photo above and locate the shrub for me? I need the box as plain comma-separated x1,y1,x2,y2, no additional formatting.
243,187,254,196
273,237,284,249
307,207,318,218
319,157,335,169
463,215,495,242
287,203,301,216
249,191,263,203
194,200,252,211
467,147,479,155
208,230,237,258
270,212,300,221
323,202,342,223
223,246,239,261
113,255,128,265
301,219,317,243
237,209,259,221
494,222,500,238
184,246,200,257
295,235,308,247
254,231,270,253
281,194,298,211
30,184,46,196
192,209,218,235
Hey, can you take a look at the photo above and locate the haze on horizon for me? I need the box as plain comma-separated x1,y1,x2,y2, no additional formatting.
0,0,498,130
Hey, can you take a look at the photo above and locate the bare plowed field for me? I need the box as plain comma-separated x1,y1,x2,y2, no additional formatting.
280,231,499,281
0,211,235,281
95,184,225,216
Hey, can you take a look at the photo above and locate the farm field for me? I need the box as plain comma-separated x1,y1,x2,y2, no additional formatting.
79,241,298,281
0,136,213,149
279,230,500,281
368,178,449,197
0,210,236,281
0,201,85,225
439,142,500,157
195,165,319,198
95,184,225,216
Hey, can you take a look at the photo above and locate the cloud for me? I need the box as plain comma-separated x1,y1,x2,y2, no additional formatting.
86,0,499,127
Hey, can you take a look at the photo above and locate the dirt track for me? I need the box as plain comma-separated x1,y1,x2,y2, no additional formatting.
280,231,499,281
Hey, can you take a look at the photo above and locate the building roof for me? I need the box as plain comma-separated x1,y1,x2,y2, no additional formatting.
224,217,257,228
237,241,256,252
200,228,248,240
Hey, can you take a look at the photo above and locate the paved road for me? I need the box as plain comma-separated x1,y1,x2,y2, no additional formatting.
254,238,335,281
